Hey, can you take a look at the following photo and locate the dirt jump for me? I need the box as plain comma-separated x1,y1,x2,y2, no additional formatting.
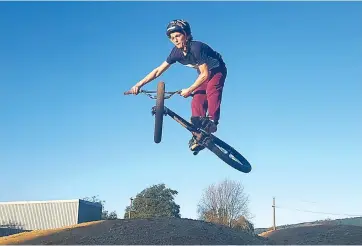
0,218,271,245
1,218,362,245
260,224,362,245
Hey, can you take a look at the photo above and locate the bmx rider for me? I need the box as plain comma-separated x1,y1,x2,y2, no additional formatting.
128,19,228,152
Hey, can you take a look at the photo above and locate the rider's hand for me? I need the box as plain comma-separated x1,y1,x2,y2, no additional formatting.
180,88,193,98
130,84,141,95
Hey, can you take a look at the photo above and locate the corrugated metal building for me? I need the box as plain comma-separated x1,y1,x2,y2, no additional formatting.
0,199,102,232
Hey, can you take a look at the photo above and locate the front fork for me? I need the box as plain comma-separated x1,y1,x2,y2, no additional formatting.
151,106,168,116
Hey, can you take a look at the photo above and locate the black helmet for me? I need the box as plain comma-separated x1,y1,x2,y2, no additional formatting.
166,19,191,37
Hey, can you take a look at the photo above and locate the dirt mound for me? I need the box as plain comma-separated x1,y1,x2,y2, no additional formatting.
0,218,273,245
260,224,362,245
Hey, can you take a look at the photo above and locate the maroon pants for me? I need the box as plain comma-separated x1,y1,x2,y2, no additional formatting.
191,67,227,124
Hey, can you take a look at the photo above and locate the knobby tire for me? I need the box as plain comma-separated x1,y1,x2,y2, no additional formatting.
205,135,252,173
154,82,165,143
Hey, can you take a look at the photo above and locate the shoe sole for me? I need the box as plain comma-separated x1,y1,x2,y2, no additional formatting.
190,143,205,152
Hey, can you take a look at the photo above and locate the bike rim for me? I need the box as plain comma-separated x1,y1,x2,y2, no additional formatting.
215,143,242,164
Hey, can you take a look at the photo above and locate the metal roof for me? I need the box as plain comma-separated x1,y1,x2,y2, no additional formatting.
0,199,102,207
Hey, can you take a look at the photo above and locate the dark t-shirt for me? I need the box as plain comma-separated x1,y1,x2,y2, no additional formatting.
166,41,225,73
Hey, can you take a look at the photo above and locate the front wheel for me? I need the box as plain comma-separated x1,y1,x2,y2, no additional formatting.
205,135,252,173
154,82,165,143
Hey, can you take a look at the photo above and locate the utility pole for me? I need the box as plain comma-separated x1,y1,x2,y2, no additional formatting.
129,197,133,219
272,197,276,230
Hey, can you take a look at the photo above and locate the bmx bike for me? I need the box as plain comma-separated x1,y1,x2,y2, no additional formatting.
124,81,252,173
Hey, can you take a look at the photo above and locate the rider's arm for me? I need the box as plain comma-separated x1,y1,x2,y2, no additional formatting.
187,42,210,92
137,61,171,87
188,63,209,92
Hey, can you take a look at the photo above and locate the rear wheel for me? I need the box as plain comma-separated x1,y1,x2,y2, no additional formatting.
154,82,165,143
205,136,252,173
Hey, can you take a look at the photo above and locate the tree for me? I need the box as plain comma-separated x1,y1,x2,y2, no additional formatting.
82,195,118,220
124,183,181,219
197,179,252,231
106,211,118,220
231,215,255,234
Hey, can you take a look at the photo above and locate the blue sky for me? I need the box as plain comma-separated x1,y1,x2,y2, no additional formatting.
1,1,361,228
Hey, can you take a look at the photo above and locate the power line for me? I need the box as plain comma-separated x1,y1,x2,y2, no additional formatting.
275,206,362,217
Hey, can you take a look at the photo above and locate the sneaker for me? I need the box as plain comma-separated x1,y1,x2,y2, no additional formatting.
199,117,218,133
188,117,218,152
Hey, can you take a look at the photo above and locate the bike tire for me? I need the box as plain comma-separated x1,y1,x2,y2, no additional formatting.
154,81,165,143
205,135,252,173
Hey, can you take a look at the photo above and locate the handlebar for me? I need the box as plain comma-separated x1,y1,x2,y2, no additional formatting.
123,89,182,99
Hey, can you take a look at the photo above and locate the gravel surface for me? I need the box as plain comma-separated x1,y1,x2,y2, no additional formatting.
260,224,362,245
4,218,361,245
0,218,273,245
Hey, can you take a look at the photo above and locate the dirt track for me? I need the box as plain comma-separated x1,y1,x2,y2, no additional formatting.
2,218,362,245
0,218,272,245
260,224,362,245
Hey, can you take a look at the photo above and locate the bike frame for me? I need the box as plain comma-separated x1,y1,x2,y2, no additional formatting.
125,87,213,151
124,82,252,173
153,106,212,148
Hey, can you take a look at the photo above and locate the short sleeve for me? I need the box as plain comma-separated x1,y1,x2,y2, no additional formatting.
166,47,179,64
192,42,208,65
